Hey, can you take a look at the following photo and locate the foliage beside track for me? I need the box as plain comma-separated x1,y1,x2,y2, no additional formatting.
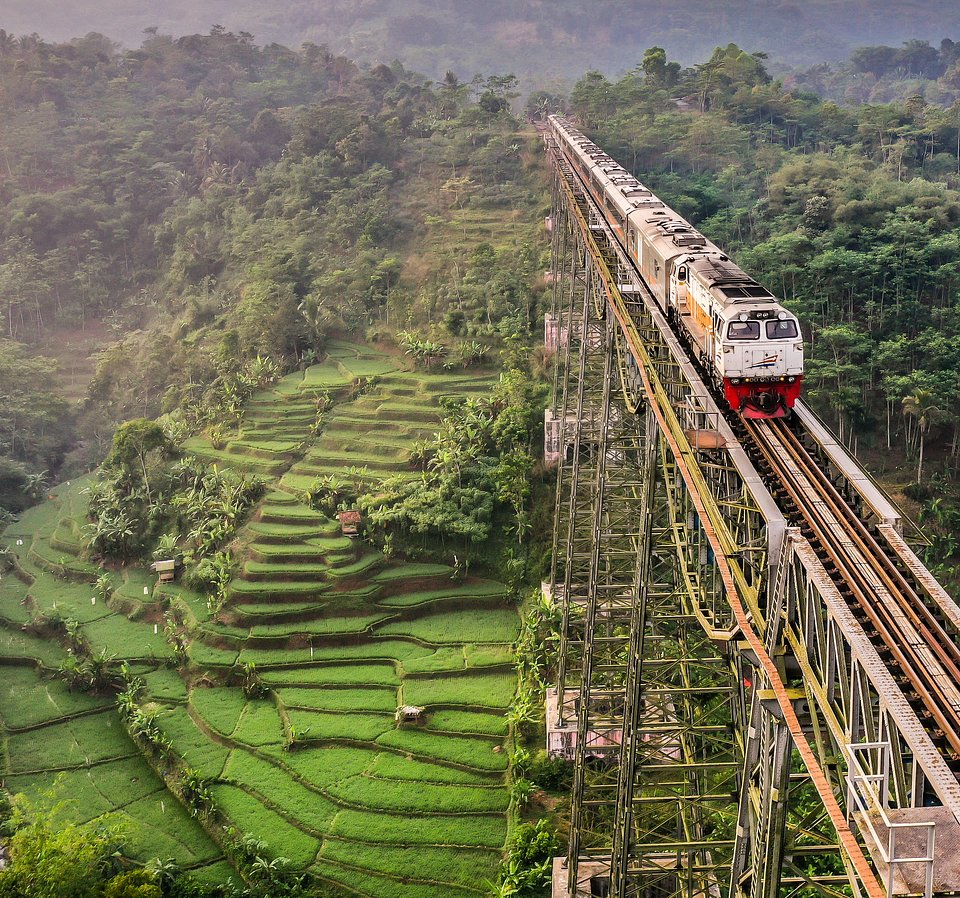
569,44,960,584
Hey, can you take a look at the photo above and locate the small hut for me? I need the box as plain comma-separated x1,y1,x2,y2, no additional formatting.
150,559,179,584
338,510,362,538
395,705,425,725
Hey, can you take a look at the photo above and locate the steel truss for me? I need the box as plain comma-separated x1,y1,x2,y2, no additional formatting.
545,135,960,898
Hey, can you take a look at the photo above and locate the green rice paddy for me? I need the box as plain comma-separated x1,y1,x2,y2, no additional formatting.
0,342,517,896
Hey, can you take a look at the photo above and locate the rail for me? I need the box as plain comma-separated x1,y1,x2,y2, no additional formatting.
747,418,960,758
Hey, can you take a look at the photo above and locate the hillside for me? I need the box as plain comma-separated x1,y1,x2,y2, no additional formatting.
0,30,553,898
0,29,548,512
2,1,960,84
0,342,525,896
11,25,960,896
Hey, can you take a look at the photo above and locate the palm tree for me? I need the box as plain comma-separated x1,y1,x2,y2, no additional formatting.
180,768,213,814
116,689,138,720
510,778,536,812
249,855,291,883
903,388,942,482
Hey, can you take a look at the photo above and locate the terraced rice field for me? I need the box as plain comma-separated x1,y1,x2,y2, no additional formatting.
0,610,225,878
0,341,517,897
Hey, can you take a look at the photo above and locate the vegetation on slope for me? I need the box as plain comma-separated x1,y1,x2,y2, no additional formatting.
0,337,549,896
0,25,557,896
0,27,546,515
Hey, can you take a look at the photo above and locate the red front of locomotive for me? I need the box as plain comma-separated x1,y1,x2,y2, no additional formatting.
723,377,804,419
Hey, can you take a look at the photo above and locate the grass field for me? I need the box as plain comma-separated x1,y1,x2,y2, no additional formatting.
0,341,517,894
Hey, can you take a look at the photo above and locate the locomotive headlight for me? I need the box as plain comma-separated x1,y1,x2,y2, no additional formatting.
738,313,748,321
778,311,787,320
787,376,796,383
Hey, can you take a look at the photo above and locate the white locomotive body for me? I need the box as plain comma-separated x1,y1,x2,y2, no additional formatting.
549,115,803,418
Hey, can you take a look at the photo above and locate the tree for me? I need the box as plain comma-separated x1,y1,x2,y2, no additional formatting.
903,388,942,482
640,47,680,88
477,74,519,114
105,418,171,501
0,787,125,898
494,819,559,897
0,339,72,473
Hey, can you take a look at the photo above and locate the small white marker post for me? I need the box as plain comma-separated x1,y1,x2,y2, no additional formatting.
143,587,149,596
154,624,158,635
91,596,96,605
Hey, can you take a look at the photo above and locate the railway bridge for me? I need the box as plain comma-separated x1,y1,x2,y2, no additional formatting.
542,125,960,898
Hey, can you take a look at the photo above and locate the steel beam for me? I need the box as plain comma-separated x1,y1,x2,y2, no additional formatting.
545,130,960,898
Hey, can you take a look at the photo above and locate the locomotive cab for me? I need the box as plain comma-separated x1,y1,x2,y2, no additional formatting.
670,262,690,316
719,308,803,418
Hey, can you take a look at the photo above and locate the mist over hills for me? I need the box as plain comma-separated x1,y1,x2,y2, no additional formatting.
2,0,959,85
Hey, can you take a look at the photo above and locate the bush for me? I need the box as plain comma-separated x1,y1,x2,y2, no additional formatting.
103,870,162,898
527,749,572,792
496,818,559,897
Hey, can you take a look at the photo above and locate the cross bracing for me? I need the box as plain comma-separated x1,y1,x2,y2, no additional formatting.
544,130,960,898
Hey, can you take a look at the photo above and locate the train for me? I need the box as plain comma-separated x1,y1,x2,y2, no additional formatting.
548,115,804,419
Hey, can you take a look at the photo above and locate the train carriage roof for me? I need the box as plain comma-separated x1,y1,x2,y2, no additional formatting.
550,115,789,316
686,255,776,304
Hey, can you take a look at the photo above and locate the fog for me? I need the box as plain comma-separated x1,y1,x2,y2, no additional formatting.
1,0,959,83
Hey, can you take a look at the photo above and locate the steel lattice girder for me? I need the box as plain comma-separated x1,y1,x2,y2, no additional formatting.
544,139,960,898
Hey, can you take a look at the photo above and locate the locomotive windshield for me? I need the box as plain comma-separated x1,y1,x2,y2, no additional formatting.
766,319,799,339
727,321,760,340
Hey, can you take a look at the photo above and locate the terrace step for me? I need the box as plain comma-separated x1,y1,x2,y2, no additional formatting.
294,456,411,473
247,522,334,542
307,443,409,460
257,507,333,526
325,418,430,436
242,562,331,582
227,579,331,602
181,443,288,475
262,490,300,505
248,541,332,562
226,441,300,459
229,601,328,621
326,553,384,579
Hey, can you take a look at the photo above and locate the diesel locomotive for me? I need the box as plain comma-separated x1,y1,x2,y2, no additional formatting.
549,115,803,419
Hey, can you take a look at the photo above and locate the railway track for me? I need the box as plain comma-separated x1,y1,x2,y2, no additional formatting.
551,130,960,778
745,416,960,763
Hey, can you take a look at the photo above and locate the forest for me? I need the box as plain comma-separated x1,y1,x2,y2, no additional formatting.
0,26,555,898
565,42,960,575
0,28,544,515
3,1,960,85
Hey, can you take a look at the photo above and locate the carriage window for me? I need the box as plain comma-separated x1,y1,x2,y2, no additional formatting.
677,266,687,282
727,321,760,340
766,319,799,339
